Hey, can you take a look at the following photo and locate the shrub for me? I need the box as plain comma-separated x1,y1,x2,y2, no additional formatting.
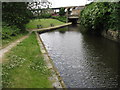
59,8,66,16
80,2,119,33
40,13,52,18
2,2,33,31
2,24,20,39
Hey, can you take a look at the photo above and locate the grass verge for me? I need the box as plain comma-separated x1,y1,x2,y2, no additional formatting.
2,33,53,88
26,19,65,29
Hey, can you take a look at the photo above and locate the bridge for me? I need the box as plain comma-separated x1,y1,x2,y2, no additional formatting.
67,15,79,24
51,6,85,23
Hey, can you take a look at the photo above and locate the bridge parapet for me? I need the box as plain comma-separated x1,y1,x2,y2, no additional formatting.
68,15,79,19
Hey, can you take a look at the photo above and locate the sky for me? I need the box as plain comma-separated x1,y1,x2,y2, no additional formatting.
48,0,93,8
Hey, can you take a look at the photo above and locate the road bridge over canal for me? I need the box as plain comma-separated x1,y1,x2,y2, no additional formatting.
68,15,79,24
52,6,85,23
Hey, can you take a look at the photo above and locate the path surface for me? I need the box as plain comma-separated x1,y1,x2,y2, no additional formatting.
0,34,30,63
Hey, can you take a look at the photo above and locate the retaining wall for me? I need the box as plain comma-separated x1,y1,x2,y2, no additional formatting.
102,30,120,43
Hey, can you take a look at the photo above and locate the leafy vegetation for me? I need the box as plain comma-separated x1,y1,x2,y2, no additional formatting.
80,2,119,34
2,23,21,39
2,23,28,49
2,2,33,49
59,8,66,16
2,33,52,88
26,19,65,29
52,16,67,22
2,2,33,31
32,9,52,19
40,13,52,18
30,1,52,19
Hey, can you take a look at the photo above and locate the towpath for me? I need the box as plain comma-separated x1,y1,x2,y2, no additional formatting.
0,34,30,63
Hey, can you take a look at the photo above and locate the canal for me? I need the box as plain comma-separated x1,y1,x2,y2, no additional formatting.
40,25,120,88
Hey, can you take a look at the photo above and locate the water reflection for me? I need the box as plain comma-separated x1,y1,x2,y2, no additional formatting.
40,25,120,88
58,27,67,34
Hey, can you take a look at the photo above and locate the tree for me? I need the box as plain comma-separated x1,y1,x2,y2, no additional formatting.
59,8,65,16
29,1,52,19
2,2,33,31
80,2,119,34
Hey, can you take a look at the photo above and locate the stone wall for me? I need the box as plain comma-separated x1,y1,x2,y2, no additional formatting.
102,30,120,43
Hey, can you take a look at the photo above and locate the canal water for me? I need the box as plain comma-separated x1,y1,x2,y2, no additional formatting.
40,25,120,88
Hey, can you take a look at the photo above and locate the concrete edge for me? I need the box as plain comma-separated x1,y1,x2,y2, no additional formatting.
27,23,72,32
35,32,66,89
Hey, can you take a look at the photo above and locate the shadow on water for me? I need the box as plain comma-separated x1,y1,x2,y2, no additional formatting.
58,27,68,34
58,24,81,33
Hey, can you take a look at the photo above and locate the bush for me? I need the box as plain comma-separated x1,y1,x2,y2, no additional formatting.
2,2,33,31
2,24,20,39
40,13,52,18
80,2,119,33
59,8,65,16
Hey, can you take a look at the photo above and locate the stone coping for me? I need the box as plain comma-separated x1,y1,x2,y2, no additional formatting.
27,23,72,32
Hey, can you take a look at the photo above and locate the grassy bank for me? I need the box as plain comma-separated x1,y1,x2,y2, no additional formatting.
26,19,65,29
2,33,53,88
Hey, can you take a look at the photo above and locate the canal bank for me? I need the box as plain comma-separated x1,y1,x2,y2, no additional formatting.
35,32,66,88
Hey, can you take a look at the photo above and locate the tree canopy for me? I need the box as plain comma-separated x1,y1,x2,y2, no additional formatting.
80,2,119,33
2,2,33,31
59,8,65,16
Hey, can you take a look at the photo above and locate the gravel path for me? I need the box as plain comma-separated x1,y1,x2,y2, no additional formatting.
0,34,30,63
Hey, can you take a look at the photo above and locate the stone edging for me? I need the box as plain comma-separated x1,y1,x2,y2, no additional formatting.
102,30,120,43
28,23,72,32
35,32,66,89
